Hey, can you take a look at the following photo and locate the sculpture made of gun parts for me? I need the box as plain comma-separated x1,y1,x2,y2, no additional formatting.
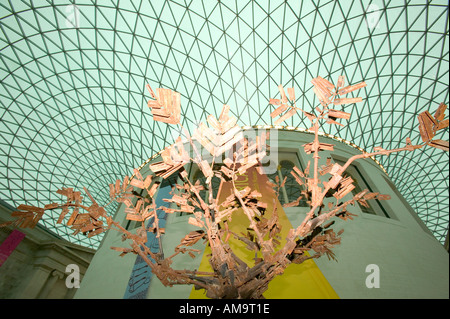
2,76,448,299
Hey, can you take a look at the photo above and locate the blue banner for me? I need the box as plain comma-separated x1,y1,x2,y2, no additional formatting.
123,183,172,299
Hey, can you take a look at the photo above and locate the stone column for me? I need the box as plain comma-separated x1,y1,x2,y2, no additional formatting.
18,265,52,298
37,269,64,299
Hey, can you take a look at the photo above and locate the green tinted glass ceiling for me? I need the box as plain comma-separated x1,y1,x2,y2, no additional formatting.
0,0,448,249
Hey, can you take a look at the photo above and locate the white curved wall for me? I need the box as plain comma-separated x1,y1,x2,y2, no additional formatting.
276,130,448,298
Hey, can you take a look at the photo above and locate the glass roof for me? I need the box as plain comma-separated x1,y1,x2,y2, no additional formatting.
0,0,448,249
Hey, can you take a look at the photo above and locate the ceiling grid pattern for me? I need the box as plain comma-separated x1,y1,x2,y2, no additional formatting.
0,0,448,249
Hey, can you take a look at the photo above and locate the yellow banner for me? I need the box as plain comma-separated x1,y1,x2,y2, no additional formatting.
189,166,338,299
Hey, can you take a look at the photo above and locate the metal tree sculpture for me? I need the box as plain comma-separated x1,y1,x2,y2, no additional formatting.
1,76,448,299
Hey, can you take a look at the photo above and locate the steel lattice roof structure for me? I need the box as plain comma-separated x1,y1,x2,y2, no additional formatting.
0,0,448,249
